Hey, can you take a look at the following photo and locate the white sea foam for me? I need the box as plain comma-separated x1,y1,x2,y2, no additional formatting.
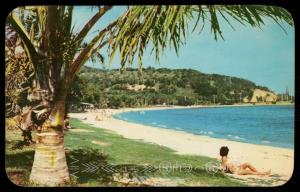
208,131,214,135
151,122,157,125
262,140,271,144
234,136,244,140
160,125,167,128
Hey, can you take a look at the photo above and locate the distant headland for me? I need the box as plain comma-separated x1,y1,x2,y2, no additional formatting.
68,66,294,111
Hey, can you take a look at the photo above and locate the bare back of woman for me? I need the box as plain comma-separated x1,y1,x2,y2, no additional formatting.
220,146,271,176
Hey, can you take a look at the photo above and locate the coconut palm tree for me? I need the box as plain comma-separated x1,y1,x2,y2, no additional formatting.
6,5,293,186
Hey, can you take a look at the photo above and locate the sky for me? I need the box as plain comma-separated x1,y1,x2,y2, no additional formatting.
72,6,295,95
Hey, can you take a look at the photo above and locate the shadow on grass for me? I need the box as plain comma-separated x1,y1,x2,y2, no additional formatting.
11,140,33,150
6,147,157,186
6,150,34,169
66,148,157,186
5,150,34,186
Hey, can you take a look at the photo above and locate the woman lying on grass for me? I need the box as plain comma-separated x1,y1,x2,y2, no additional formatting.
220,146,271,176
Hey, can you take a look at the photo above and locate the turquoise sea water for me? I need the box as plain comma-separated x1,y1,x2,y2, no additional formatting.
114,105,294,149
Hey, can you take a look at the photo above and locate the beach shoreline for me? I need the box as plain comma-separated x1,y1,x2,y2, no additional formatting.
68,104,294,184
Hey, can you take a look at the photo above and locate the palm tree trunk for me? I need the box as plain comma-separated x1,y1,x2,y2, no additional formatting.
29,98,70,186
29,74,70,186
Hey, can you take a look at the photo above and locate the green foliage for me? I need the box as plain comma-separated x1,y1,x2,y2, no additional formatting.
69,66,270,108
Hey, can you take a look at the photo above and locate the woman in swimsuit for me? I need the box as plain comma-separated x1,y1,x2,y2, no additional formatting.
220,146,271,175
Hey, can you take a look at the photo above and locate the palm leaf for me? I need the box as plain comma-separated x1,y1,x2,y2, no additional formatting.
108,5,293,72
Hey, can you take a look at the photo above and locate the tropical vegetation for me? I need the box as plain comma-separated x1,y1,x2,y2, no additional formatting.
69,66,271,108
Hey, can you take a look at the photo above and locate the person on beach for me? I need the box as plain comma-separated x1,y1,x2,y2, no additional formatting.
95,114,102,121
220,146,271,176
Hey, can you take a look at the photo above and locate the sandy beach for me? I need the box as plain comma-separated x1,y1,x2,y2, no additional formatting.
68,105,294,185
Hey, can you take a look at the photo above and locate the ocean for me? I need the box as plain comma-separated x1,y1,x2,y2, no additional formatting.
114,105,294,149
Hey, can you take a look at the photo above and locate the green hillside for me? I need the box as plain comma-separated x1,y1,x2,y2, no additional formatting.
68,66,271,108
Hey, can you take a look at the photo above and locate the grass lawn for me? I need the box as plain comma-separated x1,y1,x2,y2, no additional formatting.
5,118,245,186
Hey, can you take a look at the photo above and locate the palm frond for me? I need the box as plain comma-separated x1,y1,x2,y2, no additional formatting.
7,10,38,67
108,5,293,73
74,6,112,46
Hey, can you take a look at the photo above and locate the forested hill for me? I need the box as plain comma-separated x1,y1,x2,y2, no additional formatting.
68,66,272,108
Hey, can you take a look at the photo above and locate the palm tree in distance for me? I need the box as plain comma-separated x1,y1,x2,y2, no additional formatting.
6,5,293,186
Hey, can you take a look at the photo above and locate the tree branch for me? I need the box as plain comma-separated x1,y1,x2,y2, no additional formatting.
65,6,73,34
74,6,113,45
79,39,108,70
7,14,38,68
70,20,118,77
